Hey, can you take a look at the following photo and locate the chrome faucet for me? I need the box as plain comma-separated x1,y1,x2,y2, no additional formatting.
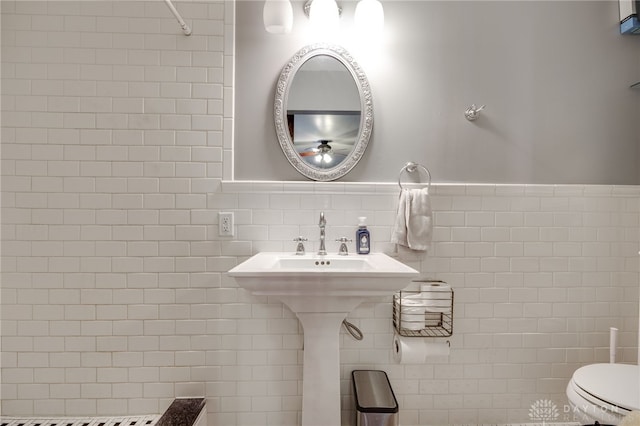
318,212,327,255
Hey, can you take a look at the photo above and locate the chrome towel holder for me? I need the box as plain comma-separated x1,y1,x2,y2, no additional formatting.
397,161,431,190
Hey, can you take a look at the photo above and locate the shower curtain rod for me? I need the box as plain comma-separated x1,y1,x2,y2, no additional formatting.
164,0,192,35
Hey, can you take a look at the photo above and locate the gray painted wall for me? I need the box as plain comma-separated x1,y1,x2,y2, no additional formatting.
235,1,640,184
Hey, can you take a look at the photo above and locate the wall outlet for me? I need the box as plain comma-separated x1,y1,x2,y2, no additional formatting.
219,212,234,237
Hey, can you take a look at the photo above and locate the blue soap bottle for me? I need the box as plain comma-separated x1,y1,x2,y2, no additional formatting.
356,217,370,254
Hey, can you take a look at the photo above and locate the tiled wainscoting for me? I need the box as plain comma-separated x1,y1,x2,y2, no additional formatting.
2,177,639,425
217,182,640,425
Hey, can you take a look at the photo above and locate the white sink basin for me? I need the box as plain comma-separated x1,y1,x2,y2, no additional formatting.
228,252,418,298
277,255,375,270
228,251,418,426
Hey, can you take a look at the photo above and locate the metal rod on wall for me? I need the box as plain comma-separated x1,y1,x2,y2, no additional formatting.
164,0,192,35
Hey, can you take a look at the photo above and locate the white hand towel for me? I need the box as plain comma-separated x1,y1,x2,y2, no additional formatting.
391,189,409,247
391,188,432,252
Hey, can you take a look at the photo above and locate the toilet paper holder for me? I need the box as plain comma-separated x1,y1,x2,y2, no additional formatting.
392,284,454,337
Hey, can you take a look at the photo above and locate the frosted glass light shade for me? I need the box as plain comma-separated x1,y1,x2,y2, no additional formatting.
355,0,384,33
309,0,340,31
263,0,293,34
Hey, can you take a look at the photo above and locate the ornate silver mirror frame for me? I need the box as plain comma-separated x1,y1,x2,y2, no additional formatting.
274,44,373,181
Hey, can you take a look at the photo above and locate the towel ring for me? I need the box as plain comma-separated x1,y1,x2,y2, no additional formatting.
398,162,432,190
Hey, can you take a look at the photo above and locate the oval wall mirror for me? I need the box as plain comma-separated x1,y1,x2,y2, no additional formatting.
274,44,373,181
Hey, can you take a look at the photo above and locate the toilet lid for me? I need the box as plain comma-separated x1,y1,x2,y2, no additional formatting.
573,363,640,411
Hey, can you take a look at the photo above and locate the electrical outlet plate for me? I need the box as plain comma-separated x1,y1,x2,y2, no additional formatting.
219,212,234,236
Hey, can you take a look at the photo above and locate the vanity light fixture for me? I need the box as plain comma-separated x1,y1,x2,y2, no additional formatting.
308,0,341,31
355,0,384,34
263,0,384,34
263,0,294,34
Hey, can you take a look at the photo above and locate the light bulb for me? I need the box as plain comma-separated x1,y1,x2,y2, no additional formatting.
309,0,339,31
355,0,384,34
263,0,293,34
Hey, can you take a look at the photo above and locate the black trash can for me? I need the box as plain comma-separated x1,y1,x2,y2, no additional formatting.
352,370,399,426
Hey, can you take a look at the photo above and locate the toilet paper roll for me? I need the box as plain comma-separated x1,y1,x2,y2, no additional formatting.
400,308,425,330
420,283,452,313
392,333,450,364
396,297,426,330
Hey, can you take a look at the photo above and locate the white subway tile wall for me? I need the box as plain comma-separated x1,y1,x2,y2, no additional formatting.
2,1,640,426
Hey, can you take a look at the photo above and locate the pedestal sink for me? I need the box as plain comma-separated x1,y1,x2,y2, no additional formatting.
228,252,418,426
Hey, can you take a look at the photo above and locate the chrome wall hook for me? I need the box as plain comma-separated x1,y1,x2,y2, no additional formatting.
464,104,485,121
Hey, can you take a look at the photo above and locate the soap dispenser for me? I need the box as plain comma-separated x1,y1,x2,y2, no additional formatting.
356,217,370,254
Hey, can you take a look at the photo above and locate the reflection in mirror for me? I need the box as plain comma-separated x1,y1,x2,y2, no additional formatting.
274,44,373,181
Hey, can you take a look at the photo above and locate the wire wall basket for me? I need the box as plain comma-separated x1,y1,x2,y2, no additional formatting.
393,284,454,337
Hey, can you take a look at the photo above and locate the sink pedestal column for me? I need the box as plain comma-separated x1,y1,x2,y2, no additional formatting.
296,312,347,426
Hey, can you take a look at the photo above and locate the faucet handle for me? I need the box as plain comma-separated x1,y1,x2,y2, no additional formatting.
293,236,308,255
335,237,352,256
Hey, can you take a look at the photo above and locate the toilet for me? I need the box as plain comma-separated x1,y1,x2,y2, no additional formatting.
566,363,640,425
